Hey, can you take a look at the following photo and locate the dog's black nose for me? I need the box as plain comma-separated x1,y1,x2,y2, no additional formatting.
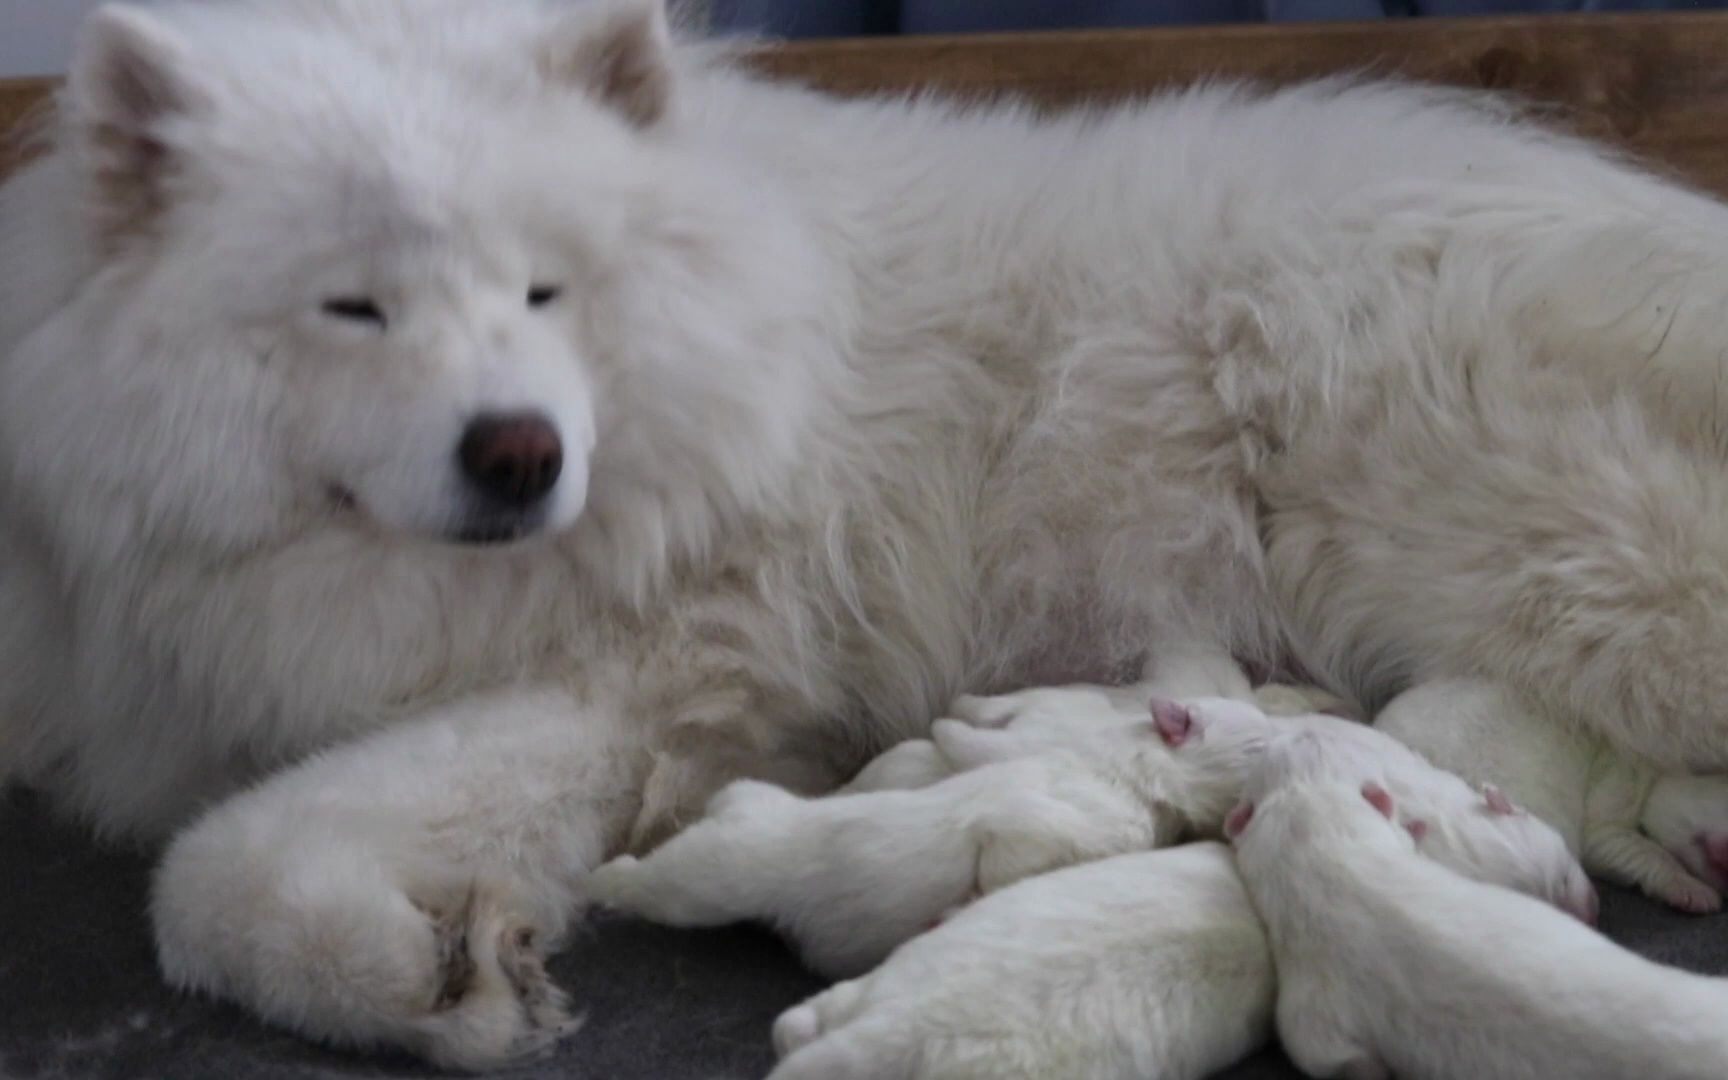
458,412,563,506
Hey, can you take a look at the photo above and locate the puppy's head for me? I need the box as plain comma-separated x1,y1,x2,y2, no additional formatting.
1222,734,1417,859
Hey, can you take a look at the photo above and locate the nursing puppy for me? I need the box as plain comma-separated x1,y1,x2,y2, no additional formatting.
767,843,1274,1080
1228,737,1728,1080
1169,697,1597,918
898,691,1591,913
1376,677,1728,913
586,744,1177,978
846,652,1347,796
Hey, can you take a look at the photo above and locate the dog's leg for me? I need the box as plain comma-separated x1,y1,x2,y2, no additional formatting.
151,685,645,1070
1263,368,1728,773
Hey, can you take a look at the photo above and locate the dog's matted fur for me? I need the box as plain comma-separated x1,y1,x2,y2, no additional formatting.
9,0,1728,1066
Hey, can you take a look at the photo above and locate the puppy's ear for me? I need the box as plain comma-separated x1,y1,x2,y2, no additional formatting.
1149,698,1194,747
1361,781,1395,820
68,4,212,242
1223,800,1255,839
540,0,673,129
1482,785,1517,816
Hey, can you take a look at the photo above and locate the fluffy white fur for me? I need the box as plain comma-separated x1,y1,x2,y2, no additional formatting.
587,724,1180,977
1376,677,1728,913
767,843,1274,1080
10,0,1728,1065
967,688,1597,915
840,647,1327,795
1230,738,1728,1080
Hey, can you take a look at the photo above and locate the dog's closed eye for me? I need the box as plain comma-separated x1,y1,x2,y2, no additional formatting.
527,285,562,309
321,297,387,329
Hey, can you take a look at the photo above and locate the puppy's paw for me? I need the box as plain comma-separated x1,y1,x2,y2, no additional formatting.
583,856,644,911
772,1003,823,1058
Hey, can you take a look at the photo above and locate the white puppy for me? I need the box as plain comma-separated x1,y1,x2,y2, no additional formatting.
1376,677,1728,913
864,689,1591,914
586,745,1176,978
1229,736,1728,1080
768,843,1273,1080
846,648,1350,797
1172,697,1598,919
838,683,1156,794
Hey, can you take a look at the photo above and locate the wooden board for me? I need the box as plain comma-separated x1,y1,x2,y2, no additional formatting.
0,79,48,150
8,12,1728,190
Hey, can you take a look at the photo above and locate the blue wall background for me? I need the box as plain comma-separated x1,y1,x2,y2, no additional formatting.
709,1,1724,38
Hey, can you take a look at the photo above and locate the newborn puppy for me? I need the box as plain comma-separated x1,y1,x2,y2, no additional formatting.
1228,737,1728,1080
586,743,1177,978
838,682,1153,795
845,644,1345,798
1174,697,1597,919
1375,677,1728,913
768,843,1273,1080
841,643,1261,796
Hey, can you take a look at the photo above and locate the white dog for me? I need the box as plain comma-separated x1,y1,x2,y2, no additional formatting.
767,843,1274,1080
12,0,1728,1065
1376,677,1728,913
1229,737,1728,1080
589,718,1188,976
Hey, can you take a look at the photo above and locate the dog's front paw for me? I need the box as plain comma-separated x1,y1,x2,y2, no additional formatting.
410,888,581,1068
154,817,578,1071
1647,868,1723,915
1640,774,1728,902
1583,819,1722,916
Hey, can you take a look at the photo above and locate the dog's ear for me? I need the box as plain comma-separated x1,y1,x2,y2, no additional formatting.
541,0,673,129
68,4,212,241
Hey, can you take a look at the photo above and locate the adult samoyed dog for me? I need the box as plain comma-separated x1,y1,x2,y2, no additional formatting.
7,0,1728,1068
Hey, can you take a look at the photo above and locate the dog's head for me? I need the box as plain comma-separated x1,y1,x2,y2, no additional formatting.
1,0,837,588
